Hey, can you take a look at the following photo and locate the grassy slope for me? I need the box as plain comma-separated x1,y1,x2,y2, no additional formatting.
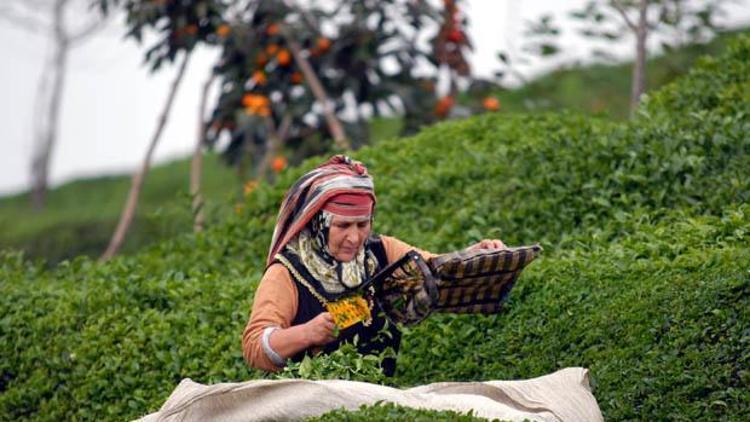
0,31,741,265
1,35,748,421
484,29,744,120
0,154,237,264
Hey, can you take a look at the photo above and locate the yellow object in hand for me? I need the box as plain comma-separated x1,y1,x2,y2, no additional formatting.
326,295,371,329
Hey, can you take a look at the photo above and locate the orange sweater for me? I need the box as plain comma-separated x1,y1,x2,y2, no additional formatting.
242,235,434,371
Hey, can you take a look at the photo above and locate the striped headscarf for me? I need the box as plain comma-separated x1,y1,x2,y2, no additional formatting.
266,155,376,266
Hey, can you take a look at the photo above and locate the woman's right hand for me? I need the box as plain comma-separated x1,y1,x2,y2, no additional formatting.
304,312,337,346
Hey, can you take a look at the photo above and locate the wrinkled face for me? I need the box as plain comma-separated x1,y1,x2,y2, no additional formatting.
327,215,371,262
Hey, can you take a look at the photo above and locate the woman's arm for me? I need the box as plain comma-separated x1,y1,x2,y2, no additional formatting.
267,312,336,360
242,264,337,372
242,264,298,371
380,235,505,264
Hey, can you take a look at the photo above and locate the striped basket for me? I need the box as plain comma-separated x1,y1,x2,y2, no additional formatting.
375,245,542,325
430,244,543,315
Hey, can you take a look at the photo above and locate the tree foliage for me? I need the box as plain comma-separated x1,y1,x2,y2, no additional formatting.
97,0,480,179
98,0,229,70
205,0,452,176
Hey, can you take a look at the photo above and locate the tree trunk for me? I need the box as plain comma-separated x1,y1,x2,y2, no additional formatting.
30,0,69,210
101,52,191,261
449,68,459,99
191,73,214,233
630,0,648,115
257,114,290,181
235,137,251,198
282,32,350,150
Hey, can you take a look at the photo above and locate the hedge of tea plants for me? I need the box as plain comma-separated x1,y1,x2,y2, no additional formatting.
309,402,491,421
1,36,749,421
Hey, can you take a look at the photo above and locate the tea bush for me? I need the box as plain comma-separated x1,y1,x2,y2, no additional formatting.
1,36,749,421
310,402,493,421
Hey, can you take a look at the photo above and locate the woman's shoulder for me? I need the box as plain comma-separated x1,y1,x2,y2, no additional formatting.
370,234,401,252
261,262,294,284
375,234,399,246
377,234,435,261
256,262,298,300
266,261,290,273
377,234,414,248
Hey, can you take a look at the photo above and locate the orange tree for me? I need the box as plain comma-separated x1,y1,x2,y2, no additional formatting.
98,0,477,179
206,0,453,177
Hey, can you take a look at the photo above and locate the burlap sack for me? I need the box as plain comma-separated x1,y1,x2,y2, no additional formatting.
138,367,602,422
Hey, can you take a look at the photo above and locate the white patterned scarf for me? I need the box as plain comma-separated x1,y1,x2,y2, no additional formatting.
284,213,377,294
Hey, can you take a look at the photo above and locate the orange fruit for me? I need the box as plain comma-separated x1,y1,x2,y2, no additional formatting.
241,93,254,107
266,23,280,36
482,97,500,111
242,94,270,116
290,72,304,84
256,52,268,67
184,24,199,36
216,24,231,37
271,156,288,173
277,49,292,66
316,37,332,52
434,95,455,117
265,44,279,55
447,29,463,43
252,70,267,85
257,106,271,117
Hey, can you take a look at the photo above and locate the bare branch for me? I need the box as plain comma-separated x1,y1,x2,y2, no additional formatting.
280,25,350,150
0,4,50,33
278,113,293,142
101,52,192,261
611,0,639,32
629,0,649,114
191,72,216,233
20,0,49,9
68,17,106,46
257,115,286,181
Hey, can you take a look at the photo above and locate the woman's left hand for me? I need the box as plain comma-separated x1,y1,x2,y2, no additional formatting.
468,239,506,251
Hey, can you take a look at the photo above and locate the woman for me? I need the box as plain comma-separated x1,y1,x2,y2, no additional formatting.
242,155,504,376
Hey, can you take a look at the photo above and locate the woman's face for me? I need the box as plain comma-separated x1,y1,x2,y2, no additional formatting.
327,215,371,262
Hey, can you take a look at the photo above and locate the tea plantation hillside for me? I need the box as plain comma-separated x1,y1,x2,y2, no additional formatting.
1,36,749,421
0,30,743,266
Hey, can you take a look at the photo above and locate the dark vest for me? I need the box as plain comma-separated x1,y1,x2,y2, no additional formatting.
275,236,401,376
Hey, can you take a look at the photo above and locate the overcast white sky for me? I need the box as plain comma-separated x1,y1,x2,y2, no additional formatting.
1,1,748,196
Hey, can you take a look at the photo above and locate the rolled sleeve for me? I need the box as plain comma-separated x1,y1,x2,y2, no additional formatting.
242,264,298,372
